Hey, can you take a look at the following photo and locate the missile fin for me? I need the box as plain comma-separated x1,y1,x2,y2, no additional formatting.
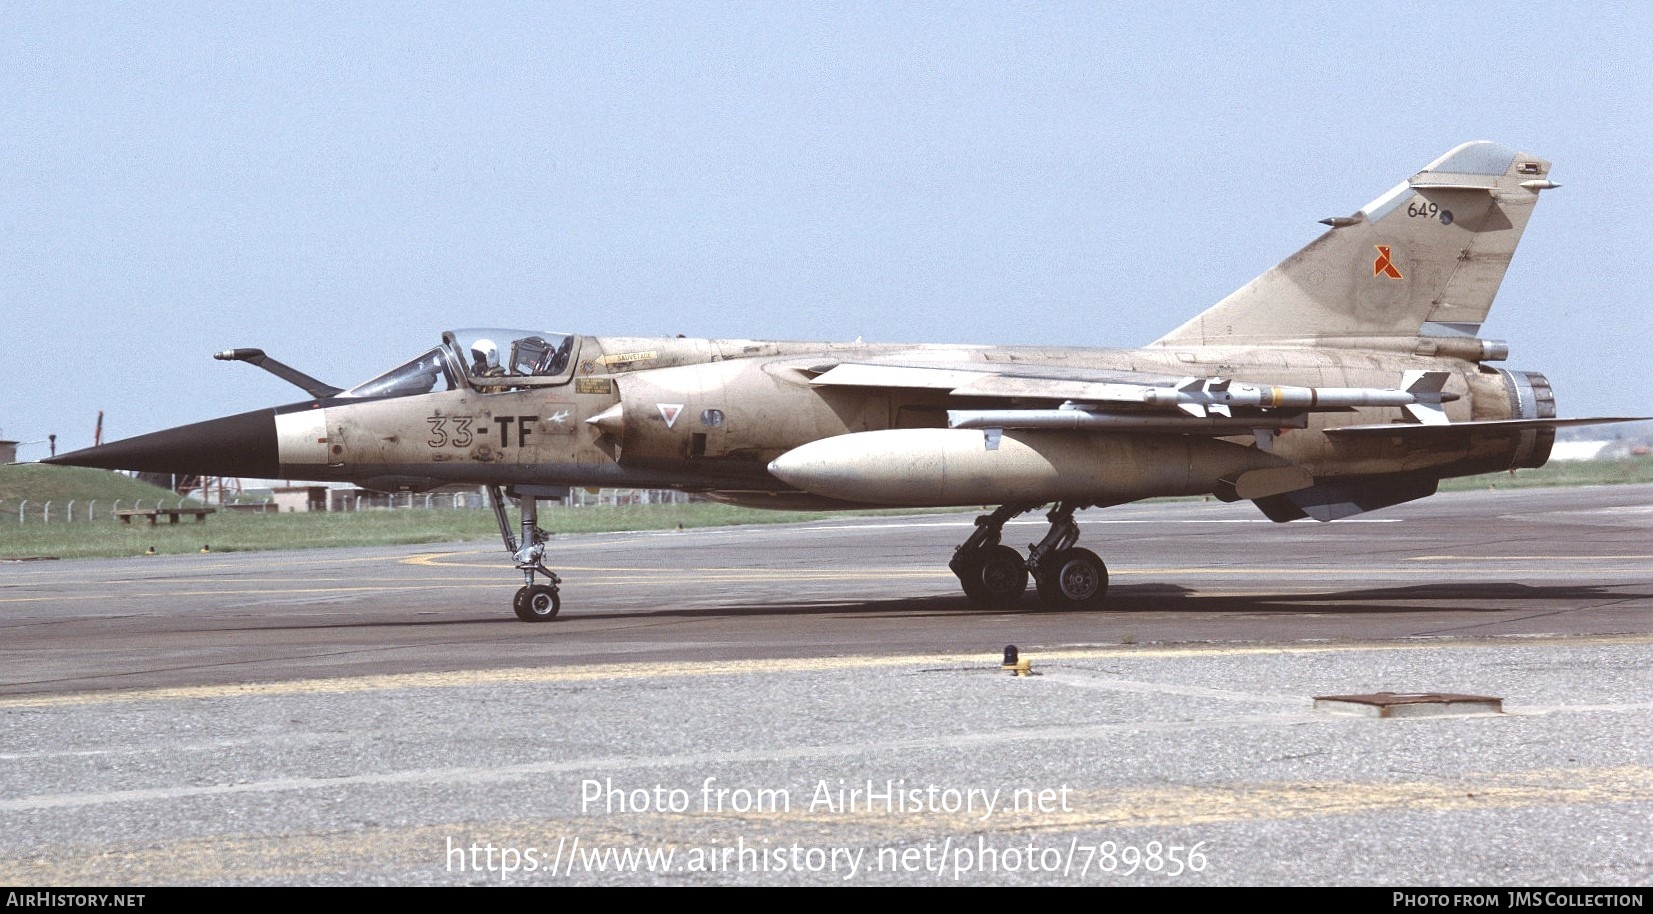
1404,402,1450,426
1403,370,1451,399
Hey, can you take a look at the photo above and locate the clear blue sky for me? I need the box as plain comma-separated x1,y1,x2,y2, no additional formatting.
4,2,1650,455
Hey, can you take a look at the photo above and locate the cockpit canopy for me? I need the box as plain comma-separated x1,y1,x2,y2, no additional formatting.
450,329,576,380
340,329,577,399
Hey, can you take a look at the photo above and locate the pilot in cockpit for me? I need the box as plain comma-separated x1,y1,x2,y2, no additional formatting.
470,338,510,392
471,339,501,375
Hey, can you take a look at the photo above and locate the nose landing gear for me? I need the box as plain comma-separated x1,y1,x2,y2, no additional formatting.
489,485,564,622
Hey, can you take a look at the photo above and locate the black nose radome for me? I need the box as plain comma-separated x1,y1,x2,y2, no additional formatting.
42,409,280,478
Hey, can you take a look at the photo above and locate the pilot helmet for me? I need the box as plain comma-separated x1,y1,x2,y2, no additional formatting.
470,338,499,370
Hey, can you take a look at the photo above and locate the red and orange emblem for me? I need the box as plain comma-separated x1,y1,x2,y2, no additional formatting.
1373,245,1403,279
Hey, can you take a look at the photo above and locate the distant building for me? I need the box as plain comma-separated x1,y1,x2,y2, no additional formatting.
270,486,330,512
0,440,17,463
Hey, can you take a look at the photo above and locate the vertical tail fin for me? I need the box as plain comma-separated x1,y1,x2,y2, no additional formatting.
1153,141,1556,347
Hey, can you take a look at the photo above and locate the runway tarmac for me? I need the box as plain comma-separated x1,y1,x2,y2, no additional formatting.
4,484,1652,695
2,484,1651,885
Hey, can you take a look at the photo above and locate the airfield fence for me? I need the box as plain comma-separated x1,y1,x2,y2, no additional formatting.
0,489,693,524
341,488,691,511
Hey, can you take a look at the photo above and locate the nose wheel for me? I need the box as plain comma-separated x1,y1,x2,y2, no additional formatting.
514,583,561,621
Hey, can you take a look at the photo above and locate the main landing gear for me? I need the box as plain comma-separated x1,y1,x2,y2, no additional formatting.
948,501,1109,610
489,485,563,622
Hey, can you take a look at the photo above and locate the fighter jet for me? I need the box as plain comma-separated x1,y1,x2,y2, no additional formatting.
45,141,1644,621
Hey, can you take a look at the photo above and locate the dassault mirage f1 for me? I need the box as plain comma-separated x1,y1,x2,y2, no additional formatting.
46,142,1644,621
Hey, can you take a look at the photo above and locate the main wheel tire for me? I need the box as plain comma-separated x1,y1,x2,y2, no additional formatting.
976,545,1029,604
514,583,561,622
1034,547,1108,610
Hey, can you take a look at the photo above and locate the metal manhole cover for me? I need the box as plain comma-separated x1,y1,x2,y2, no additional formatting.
1313,691,1502,717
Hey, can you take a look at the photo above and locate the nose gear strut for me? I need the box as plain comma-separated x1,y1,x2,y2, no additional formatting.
489,484,563,621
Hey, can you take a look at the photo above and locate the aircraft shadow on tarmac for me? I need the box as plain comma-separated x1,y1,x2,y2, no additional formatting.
203,582,1649,633
1089,582,1651,615
537,581,1653,623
